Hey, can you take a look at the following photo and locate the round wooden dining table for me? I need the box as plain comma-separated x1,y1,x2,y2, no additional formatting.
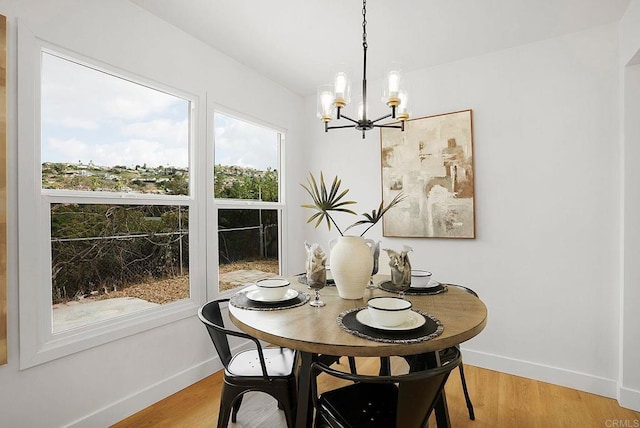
229,275,487,428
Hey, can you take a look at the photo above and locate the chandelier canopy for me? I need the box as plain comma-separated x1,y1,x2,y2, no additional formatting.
317,0,409,138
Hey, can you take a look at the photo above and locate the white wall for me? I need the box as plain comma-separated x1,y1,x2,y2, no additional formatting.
619,0,640,411
302,24,622,399
0,0,305,426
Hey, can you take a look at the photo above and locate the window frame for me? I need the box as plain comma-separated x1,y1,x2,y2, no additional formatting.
18,30,207,368
209,107,288,299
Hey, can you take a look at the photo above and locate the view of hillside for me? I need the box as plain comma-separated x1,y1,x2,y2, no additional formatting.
43,161,188,194
46,162,279,304
42,162,278,201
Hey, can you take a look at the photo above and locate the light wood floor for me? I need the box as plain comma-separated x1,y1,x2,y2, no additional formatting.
112,357,640,428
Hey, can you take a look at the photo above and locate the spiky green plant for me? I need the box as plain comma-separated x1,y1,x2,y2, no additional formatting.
300,172,357,236
301,172,406,237
344,192,406,236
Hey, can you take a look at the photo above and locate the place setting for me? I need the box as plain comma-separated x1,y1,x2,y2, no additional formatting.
230,278,310,311
337,296,444,344
378,269,449,295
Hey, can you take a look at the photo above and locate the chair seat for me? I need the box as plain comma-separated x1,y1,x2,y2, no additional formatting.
226,347,296,378
318,383,399,428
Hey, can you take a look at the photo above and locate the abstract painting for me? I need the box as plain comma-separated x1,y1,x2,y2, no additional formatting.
380,109,475,238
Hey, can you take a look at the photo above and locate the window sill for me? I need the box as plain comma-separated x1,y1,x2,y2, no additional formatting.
20,298,200,370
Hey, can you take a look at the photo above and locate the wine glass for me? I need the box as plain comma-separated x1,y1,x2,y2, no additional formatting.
366,262,379,289
391,271,412,299
396,280,411,300
366,241,380,289
308,272,326,307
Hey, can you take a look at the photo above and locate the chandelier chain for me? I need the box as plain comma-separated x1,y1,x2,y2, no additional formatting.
362,0,367,50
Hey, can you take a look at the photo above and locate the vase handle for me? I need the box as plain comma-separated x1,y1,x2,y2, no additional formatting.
366,239,381,276
364,239,378,256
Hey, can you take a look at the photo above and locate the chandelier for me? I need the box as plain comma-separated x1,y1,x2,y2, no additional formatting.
317,0,409,138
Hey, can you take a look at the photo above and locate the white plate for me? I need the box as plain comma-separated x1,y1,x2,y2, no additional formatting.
355,308,426,331
246,288,299,303
411,279,441,289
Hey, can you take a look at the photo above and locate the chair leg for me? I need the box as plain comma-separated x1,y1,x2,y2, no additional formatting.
273,379,297,428
458,363,475,420
217,386,234,428
348,356,357,374
379,356,391,376
231,394,244,422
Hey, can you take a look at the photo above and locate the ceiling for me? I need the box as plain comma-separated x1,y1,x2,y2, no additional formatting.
130,0,630,96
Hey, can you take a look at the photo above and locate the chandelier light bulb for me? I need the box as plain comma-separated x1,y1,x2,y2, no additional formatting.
385,67,403,107
333,71,350,108
358,101,366,121
317,84,335,122
388,71,400,94
397,90,409,121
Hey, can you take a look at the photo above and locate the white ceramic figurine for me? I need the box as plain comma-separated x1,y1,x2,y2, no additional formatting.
384,245,413,287
304,241,327,288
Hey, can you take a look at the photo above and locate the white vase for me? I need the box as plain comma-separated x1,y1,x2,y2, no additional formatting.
329,236,375,299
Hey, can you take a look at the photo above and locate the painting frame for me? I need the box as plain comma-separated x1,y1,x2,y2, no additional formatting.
380,109,475,239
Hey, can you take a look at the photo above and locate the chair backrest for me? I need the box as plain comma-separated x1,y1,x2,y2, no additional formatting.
395,368,452,428
198,299,234,367
198,299,266,373
312,348,462,428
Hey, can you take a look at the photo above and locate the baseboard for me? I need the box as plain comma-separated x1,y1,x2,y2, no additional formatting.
460,347,619,400
65,356,222,428
619,386,640,412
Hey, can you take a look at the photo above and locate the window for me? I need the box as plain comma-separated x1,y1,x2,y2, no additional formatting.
18,37,203,368
40,51,192,333
213,113,284,293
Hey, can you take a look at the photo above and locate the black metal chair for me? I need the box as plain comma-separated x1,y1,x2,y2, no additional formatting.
443,283,477,420
378,283,478,420
198,299,297,428
311,347,462,428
